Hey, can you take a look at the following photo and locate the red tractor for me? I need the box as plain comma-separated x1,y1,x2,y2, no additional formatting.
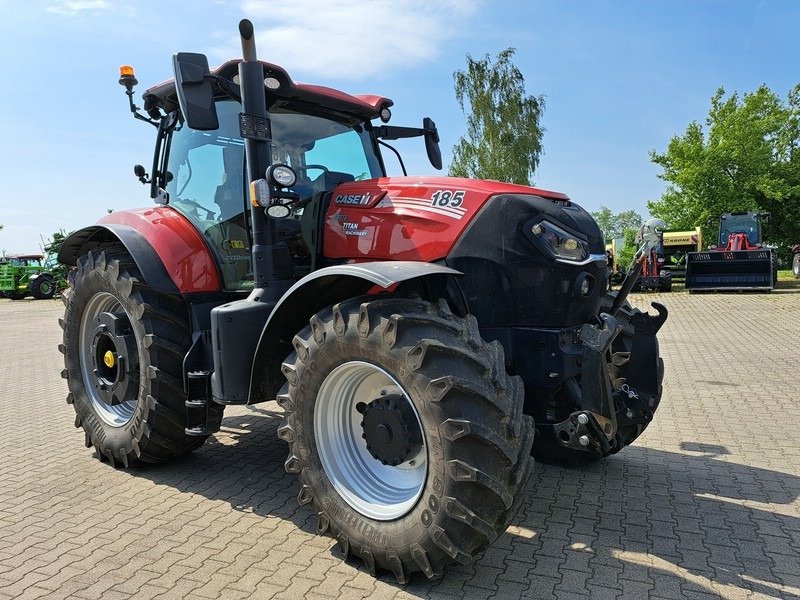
58,21,667,581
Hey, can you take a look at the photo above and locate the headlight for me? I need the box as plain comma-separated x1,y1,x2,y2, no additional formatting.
266,164,297,188
528,220,589,262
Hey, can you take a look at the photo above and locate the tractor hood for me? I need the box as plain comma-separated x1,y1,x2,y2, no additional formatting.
327,176,571,210
323,175,598,264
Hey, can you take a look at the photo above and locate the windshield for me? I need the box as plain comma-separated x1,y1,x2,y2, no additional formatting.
719,214,760,247
166,101,383,289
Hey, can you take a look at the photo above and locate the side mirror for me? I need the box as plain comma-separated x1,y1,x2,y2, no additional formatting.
173,52,219,131
423,117,442,170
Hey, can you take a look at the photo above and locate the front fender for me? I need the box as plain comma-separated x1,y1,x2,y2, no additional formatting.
245,261,461,403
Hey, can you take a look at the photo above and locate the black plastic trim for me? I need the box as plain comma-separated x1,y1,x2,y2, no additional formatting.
57,224,179,295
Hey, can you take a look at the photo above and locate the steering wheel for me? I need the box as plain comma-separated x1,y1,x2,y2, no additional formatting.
175,198,216,220
296,164,329,177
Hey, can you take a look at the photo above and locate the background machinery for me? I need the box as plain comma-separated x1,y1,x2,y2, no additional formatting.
631,224,671,292
0,254,60,300
685,212,776,291
57,21,667,581
660,227,702,282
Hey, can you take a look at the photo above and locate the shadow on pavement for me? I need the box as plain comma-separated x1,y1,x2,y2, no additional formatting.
125,408,800,598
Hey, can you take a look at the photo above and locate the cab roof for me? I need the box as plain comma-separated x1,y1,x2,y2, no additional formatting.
144,59,393,122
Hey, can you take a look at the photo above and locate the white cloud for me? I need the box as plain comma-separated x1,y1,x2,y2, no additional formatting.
209,0,480,80
46,1,112,15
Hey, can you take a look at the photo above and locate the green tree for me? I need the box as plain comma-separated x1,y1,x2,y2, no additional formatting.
591,205,643,273
591,205,643,242
649,84,800,258
449,48,545,185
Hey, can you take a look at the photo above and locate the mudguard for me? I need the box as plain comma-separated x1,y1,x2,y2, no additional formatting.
241,261,461,404
57,208,221,294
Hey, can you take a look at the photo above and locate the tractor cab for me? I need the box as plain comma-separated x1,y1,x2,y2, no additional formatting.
717,212,764,249
126,58,440,290
162,99,383,288
8,254,44,267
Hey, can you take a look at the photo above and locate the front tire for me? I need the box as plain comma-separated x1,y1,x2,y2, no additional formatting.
278,297,534,582
30,274,56,299
60,248,216,466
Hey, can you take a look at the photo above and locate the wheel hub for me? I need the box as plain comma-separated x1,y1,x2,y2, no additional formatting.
359,394,422,466
89,311,138,407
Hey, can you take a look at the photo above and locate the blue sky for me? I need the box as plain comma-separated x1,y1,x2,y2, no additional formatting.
1,0,799,253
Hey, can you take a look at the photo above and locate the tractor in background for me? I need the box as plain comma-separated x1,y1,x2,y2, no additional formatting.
792,244,800,278
685,212,776,291
57,20,667,581
0,254,60,300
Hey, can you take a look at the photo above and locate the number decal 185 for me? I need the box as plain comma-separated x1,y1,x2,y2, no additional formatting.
430,190,465,207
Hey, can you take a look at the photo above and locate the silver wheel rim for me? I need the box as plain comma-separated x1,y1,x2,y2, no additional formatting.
79,292,137,427
314,361,427,521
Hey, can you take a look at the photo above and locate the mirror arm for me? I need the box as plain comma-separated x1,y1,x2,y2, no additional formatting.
375,125,426,140
124,88,160,128
210,75,242,102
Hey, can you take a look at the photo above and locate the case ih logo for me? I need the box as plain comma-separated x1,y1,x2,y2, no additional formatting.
335,192,373,206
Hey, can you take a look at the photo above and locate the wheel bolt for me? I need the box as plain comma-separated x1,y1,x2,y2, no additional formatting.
578,435,590,446
577,413,589,425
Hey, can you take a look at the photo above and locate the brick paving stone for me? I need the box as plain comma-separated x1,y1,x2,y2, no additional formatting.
2,288,800,599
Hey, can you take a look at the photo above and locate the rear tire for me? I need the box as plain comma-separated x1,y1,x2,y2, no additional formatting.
278,297,534,582
793,254,800,279
61,248,216,466
30,274,56,299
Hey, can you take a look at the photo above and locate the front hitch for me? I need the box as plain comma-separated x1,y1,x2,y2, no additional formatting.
550,313,619,455
548,298,668,458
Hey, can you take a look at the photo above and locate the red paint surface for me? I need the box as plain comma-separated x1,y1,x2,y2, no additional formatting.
98,207,220,293
324,176,570,262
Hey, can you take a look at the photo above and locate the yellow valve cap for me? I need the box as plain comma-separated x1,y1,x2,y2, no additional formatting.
103,351,116,368
119,65,135,78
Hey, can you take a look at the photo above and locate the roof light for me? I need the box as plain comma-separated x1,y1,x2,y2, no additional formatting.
379,106,392,123
265,77,281,90
118,65,138,90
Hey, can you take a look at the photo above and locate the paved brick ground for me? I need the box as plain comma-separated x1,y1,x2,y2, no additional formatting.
0,287,799,599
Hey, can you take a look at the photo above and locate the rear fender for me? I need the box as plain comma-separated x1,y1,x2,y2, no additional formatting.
58,207,221,294
244,261,461,404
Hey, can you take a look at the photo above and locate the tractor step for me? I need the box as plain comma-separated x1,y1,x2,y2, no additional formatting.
184,371,222,437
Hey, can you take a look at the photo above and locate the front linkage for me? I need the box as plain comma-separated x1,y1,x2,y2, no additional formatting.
543,219,668,460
